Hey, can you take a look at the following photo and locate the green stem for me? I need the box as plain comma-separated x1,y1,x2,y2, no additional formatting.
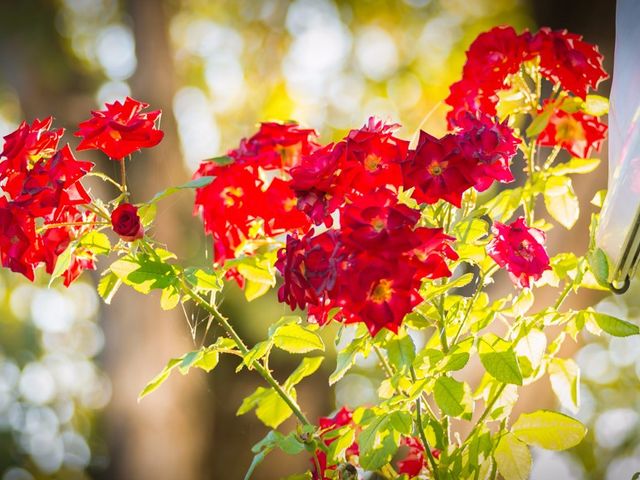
416,397,440,480
180,279,311,426
437,294,449,353
410,366,440,479
38,221,109,232
463,384,506,449
120,158,129,197
373,344,395,379
554,280,574,310
525,141,537,225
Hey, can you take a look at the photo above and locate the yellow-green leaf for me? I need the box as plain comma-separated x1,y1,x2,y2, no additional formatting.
273,324,325,354
495,432,531,480
512,410,587,450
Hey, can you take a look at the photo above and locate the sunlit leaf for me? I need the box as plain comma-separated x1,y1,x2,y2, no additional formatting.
494,432,531,480
512,410,587,450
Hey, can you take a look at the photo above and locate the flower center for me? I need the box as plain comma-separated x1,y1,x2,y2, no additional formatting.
109,129,122,141
555,116,585,143
370,215,386,232
369,278,393,304
220,186,244,207
428,160,445,176
283,197,297,212
364,153,382,172
517,239,534,261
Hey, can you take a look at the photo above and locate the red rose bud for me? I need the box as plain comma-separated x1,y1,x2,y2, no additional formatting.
111,203,144,241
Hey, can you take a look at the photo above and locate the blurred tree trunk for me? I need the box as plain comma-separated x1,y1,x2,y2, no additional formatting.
102,2,210,479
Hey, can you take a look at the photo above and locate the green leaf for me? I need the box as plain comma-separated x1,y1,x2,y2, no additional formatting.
587,248,610,288
386,335,415,371
49,245,73,286
97,270,122,304
544,176,579,229
255,388,294,429
185,267,221,291
483,187,523,222
138,357,181,400
589,311,639,337
421,273,474,302
150,176,215,203
388,411,412,435
273,324,325,354
455,217,490,243
358,415,398,470
583,94,609,116
137,203,157,227
479,335,523,385
494,432,531,480
512,410,587,450
549,158,600,176
240,340,272,371
327,428,356,462
284,356,323,390
79,231,111,255
526,108,554,137
160,285,181,310
330,335,369,385
549,358,580,413
110,254,177,294
434,376,466,417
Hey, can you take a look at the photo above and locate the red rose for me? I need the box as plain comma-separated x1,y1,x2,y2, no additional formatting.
75,97,164,160
537,107,607,158
111,203,144,241
487,217,551,288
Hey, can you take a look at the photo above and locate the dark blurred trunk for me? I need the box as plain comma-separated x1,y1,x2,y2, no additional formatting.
101,2,210,479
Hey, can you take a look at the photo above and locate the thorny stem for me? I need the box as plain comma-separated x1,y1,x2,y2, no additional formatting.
119,158,128,196
543,145,562,170
37,221,109,232
180,279,311,426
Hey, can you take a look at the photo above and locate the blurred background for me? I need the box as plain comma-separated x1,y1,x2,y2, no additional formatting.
0,0,632,479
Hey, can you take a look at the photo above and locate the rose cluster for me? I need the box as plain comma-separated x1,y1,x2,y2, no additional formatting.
0,118,96,285
192,107,546,334
0,97,163,286
447,26,608,159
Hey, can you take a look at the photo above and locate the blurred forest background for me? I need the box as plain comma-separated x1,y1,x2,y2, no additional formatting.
0,0,637,479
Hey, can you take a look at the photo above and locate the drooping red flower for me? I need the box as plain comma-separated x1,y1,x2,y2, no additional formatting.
537,108,607,158
410,227,458,280
75,97,164,160
338,117,408,194
290,144,345,226
0,117,64,198
402,131,475,207
487,217,551,288
0,200,39,281
528,28,608,99
111,203,144,242
445,78,501,128
230,122,319,171
276,230,344,312
455,114,520,191
313,407,359,480
396,437,426,478
463,26,529,91
12,145,93,218
340,189,421,252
